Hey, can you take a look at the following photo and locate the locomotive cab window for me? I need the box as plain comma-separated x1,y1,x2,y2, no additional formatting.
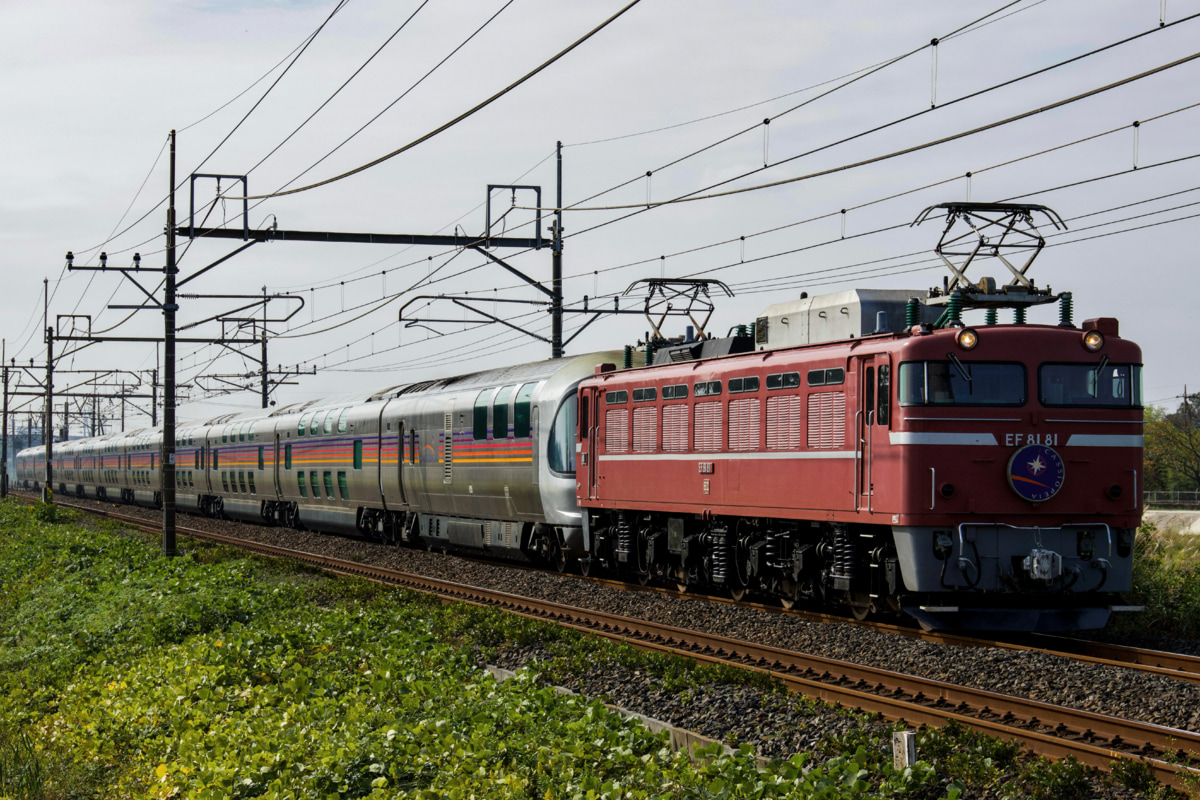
1039,363,1142,408
899,361,1026,406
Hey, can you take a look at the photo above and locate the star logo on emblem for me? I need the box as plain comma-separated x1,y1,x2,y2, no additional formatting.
1027,455,1046,475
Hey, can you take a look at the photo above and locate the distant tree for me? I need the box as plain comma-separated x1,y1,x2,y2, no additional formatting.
1145,392,1200,491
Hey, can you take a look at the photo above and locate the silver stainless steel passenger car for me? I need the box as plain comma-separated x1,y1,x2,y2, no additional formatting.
16,352,620,567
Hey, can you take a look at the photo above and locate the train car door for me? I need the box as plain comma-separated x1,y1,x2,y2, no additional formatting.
577,385,599,500
273,431,281,497
855,356,874,512
396,420,409,506
855,353,892,514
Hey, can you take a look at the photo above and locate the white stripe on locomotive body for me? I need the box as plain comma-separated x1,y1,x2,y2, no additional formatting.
1064,434,1144,447
888,432,999,446
596,450,858,462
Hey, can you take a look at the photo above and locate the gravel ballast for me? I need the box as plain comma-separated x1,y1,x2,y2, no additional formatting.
59,494,1200,736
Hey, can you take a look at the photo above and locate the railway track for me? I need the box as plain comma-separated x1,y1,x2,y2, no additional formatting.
51,498,1200,793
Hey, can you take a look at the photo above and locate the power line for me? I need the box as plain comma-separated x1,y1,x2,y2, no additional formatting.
558,15,1200,215
239,0,645,200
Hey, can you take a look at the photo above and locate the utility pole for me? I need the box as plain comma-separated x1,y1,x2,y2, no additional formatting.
151,368,158,427
163,129,178,558
261,287,269,408
2,339,7,498
551,141,563,359
43,277,53,503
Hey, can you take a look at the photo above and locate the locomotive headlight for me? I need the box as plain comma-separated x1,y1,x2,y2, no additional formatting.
1082,330,1104,352
956,328,979,350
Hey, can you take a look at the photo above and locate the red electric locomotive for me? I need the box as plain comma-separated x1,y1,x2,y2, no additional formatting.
575,204,1143,631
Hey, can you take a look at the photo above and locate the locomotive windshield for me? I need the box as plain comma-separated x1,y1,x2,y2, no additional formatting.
1039,363,1142,408
547,394,577,474
899,361,1025,406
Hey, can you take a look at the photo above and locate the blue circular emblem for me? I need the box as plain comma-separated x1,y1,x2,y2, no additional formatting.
1007,444,1066,502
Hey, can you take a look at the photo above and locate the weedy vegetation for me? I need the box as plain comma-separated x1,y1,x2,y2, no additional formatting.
0,499,1184,798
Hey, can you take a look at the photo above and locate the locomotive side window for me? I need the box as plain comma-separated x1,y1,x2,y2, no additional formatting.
877,365,891,425
1039,364,1142,408
766,372,801,390
865,367,876,423
694,380,722,397
548,395,578,475
899,361,1026,406
514,383,536,438
807,368,844,387
662,384,689,400
729,376,760,394
605,390,628,404
632,387,657,402
473,390,492,440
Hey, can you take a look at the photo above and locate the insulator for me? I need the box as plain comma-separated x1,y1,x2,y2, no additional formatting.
945,292,963,327
1058,292,1074,327
1013,306,1027,324
905,297,920,328
735,324,748,338
623,345,632,369
644,342,656,366
985,308,997,325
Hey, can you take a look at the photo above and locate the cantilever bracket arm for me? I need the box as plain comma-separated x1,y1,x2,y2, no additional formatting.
469,246,553,297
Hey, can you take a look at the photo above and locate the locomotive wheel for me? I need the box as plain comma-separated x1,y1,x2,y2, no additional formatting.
635,571,651,586
579,558,593,577
674,566,689,594
849,592,872,621
779,596,796,610
730,585,748,602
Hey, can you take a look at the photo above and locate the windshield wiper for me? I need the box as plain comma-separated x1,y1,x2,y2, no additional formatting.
946,352,973,384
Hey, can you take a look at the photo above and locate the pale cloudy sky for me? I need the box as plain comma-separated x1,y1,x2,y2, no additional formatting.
1,0,1197,429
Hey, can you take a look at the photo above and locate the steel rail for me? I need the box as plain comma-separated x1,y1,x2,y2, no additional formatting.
58,500,1200,793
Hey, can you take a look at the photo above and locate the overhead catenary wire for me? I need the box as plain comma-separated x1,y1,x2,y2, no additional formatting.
236,0,644,200
554,14,1200,216
243,0,432,177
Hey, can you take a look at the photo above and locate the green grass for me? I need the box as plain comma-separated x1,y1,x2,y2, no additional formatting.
1109,522,1200,640
0,499,1185,799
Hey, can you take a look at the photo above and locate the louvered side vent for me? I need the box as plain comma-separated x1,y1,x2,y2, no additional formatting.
662,404,689,452
485,521,493,545
633,407,658,453
693,401,723,452
807,392,846,449
766,395,803,450
443,413,453,483
728,398,761,451
605,408,629,453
